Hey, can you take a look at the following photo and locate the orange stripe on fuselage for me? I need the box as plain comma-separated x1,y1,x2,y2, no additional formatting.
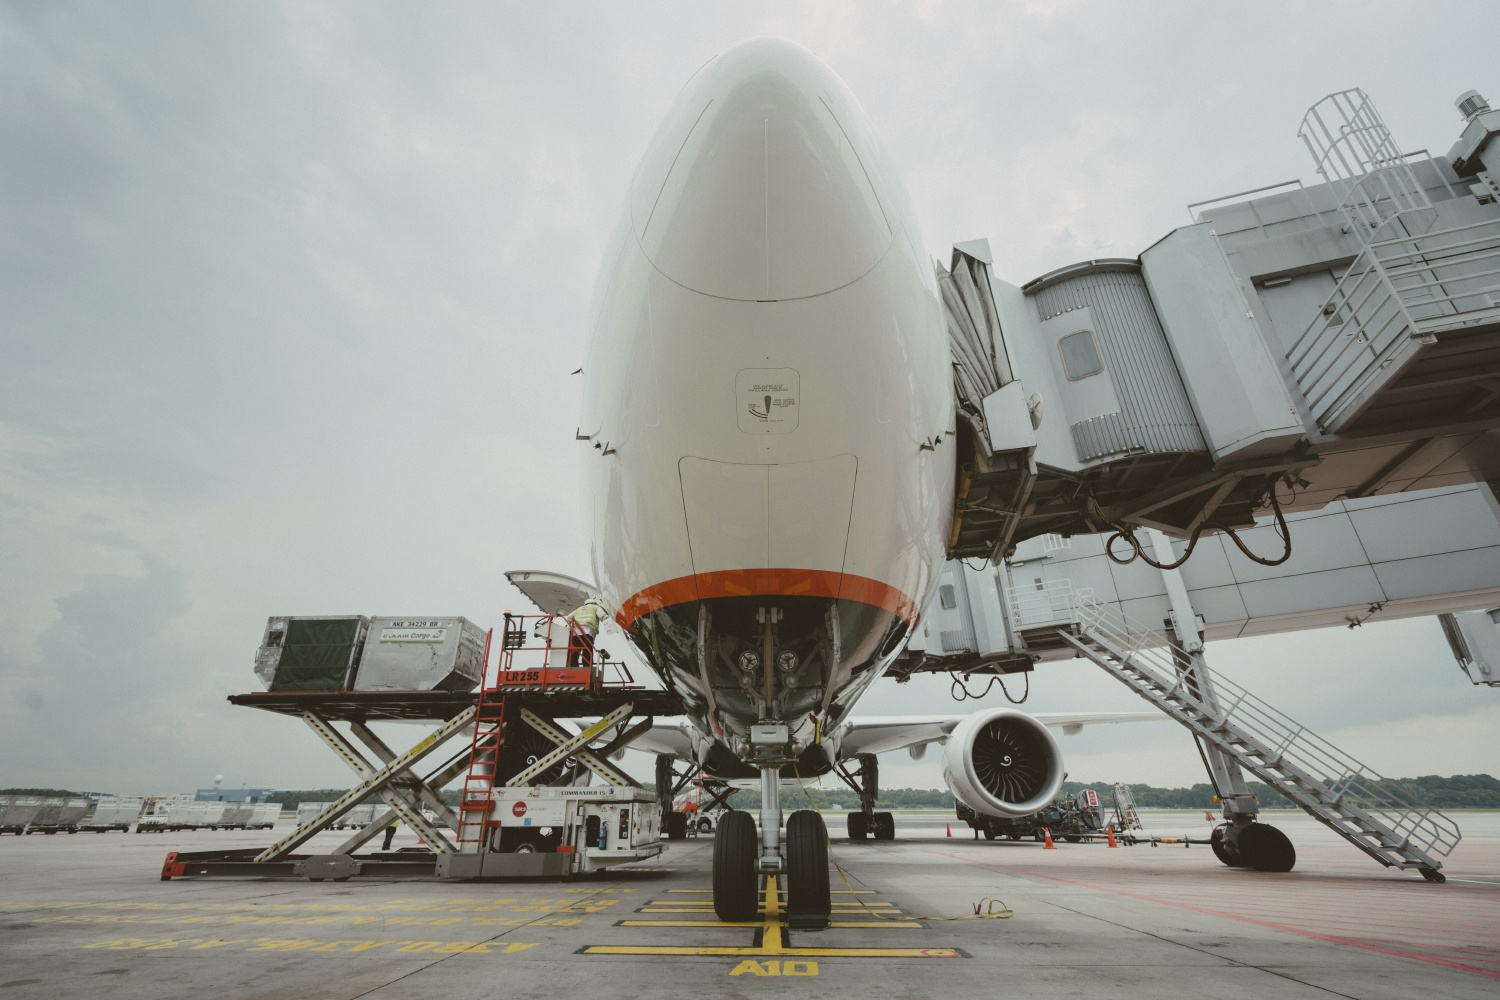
615,569,916,631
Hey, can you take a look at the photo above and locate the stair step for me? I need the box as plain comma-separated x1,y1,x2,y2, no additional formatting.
1065,626,1461,869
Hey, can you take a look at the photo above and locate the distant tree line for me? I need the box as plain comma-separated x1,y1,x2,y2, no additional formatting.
62,773,1500,813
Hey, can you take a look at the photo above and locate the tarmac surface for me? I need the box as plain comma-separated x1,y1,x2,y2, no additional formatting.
2,809,1499,999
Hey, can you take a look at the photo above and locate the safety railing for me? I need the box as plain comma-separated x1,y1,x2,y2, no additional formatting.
1071,594,1461,860
490,613,639,691
1004,578,1078,629
1287,213,1500,432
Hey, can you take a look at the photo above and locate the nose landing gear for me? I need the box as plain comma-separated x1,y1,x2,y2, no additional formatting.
710,764,832,928
711,808,832,927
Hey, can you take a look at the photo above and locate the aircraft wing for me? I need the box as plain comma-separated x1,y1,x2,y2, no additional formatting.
838,711,1164,757
627,720,696,758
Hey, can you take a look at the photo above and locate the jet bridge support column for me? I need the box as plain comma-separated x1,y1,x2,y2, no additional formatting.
1145,531,1260,835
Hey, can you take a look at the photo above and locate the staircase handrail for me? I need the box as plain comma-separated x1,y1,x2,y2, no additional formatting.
1071,593,1461,857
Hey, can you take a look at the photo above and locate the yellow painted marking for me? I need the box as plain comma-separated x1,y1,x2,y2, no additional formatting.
583,877,962,959
663,893,876,899
81,937,538,954
621,920,920,930
731,959,818,975
620,920,763,928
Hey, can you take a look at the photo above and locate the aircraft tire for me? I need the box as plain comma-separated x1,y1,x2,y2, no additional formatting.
713,811,759,922
1210,825,1237,866
666,811,688,840
846,812,868,840
873,812,896,841
785,810,831,929
1240,822,1296,873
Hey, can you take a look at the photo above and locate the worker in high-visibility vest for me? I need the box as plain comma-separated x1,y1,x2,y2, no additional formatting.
565,600,605,672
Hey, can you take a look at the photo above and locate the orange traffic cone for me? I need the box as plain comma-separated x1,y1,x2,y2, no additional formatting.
1043,828,1056,849
946,824,952,837
1106,826,1118,848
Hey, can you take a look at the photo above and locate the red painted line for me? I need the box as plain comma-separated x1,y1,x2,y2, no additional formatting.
1136,898,1500,928
926,850,1500,980
615,569,916,630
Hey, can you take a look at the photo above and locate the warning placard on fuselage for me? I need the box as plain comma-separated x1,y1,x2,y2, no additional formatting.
736,368,799,434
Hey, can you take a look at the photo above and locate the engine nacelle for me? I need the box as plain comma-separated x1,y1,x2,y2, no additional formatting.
942,708,1065,818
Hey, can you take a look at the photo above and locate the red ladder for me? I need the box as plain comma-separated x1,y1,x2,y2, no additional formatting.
457,627,505,849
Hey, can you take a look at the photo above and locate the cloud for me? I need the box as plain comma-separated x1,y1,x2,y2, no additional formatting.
3,2,1498,796
0,558,201,790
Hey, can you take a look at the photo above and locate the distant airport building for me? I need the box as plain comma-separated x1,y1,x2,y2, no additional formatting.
194,787,275,803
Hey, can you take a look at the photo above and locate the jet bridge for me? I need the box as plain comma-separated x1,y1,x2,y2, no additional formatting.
943,86,1500,563
901,478,1500,877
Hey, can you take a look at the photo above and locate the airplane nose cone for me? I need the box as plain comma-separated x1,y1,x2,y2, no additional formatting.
630,39,895,301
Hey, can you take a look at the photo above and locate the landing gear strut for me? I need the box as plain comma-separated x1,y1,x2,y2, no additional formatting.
838,753,894,841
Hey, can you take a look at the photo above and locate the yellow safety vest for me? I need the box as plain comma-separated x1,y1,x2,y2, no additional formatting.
568,602,603,635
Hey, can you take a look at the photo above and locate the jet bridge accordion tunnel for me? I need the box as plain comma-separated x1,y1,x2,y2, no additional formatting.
942,85,1500,565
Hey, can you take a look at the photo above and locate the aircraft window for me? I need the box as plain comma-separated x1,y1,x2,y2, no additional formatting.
1059,329,1104,380
939,585,956,610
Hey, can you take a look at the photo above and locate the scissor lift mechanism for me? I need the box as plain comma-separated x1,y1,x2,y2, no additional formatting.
160,619,682,882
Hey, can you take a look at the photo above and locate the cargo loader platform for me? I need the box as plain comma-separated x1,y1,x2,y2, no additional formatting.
165,611,683,883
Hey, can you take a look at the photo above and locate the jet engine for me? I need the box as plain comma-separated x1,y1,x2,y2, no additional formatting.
942,708,1065,817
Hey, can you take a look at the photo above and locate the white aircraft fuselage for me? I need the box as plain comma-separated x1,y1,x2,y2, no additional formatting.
580,39,955,774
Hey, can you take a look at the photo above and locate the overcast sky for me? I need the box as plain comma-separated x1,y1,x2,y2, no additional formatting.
3,1,1498,796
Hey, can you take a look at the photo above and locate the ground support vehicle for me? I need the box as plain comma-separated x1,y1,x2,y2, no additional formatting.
439,786,661,877
957,789,1117,842
159,614,679,882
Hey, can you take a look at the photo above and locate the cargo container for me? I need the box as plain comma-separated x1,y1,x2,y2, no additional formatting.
83,796,144,832
354,617,488,692
25,797,91,834
249,802,282,830
217,803,255,829
342,803,378,829
138,795,194,833
0,796,44,835
255,616,370,692
295,801,332,829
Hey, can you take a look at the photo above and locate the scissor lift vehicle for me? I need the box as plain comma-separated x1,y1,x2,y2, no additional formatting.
160,613,680,882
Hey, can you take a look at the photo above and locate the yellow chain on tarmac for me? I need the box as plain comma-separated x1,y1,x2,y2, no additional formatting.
792,769,1013,922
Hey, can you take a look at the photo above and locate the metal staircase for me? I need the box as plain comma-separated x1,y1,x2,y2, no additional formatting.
1057,593,1460,874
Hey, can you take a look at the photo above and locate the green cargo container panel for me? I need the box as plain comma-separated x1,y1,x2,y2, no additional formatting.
269,665,352,692
286,618,362,647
